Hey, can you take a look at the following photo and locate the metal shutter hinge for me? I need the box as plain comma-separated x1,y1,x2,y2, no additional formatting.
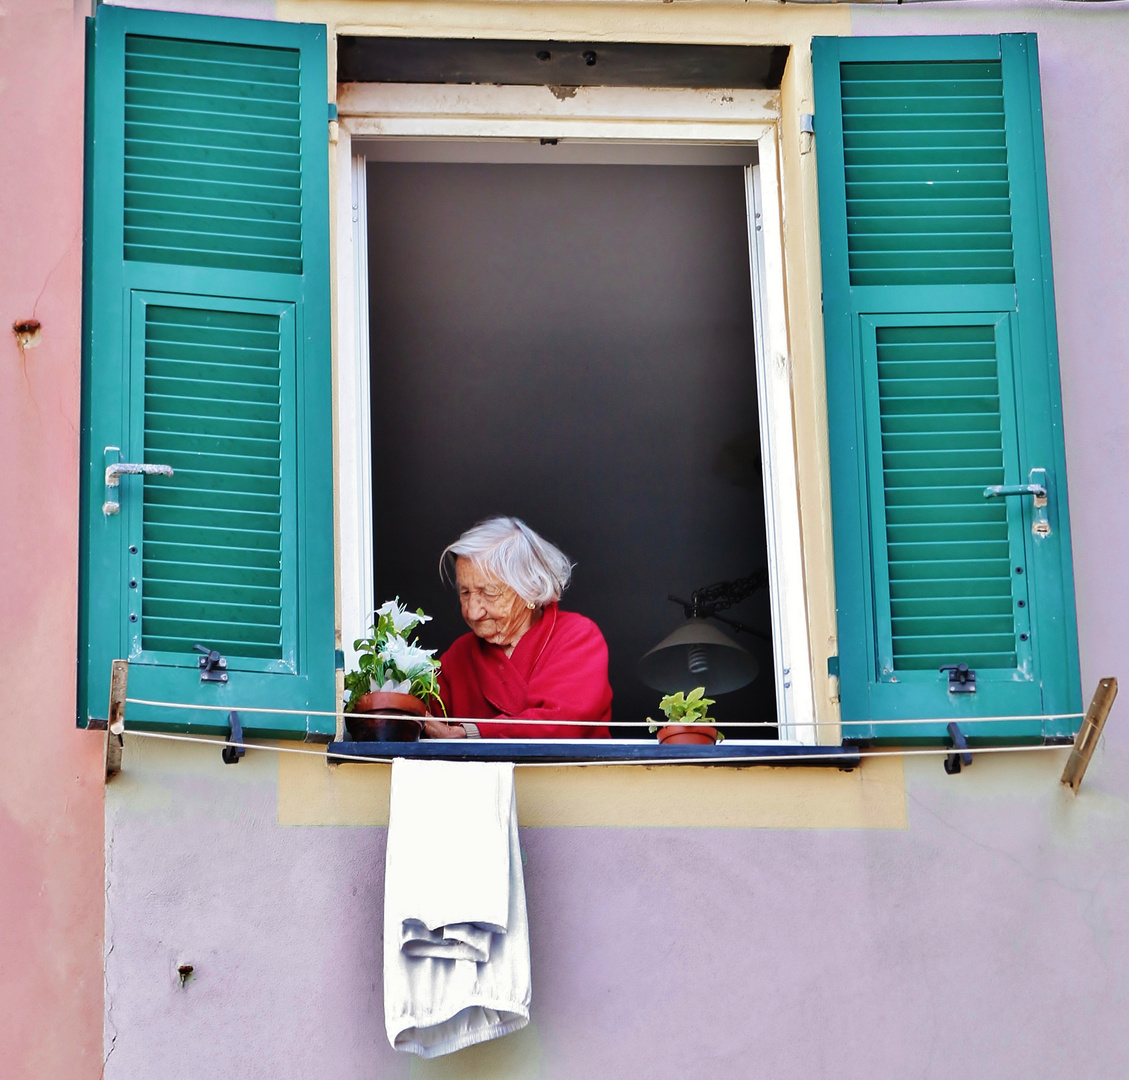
800,113,814,155
827,654,840,704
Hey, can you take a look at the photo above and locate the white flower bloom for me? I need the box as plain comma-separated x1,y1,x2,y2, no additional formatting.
375,598,431,636
371,676,413,695
379,637,437,680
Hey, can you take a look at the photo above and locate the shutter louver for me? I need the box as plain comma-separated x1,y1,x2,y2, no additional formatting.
841,60,1015,287
123,34,303,275
141,304,284,659
878,323,1017,670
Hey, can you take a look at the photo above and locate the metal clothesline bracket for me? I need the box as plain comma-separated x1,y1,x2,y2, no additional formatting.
221,711,245,765
944,721,972,775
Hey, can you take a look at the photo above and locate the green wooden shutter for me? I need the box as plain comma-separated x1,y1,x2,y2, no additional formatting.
79,6,334,740
813,34,1081,743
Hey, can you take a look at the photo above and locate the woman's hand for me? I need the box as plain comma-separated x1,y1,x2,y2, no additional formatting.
423,718,467,739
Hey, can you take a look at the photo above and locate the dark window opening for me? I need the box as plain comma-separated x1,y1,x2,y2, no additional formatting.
339,37,789,90
367,157,777,737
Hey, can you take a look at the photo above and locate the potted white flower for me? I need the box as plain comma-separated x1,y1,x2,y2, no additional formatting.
343,599,445,742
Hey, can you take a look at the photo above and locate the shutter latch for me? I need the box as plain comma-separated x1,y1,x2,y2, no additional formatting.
940,663,977,693
194,643,228,683
984,468,1050,537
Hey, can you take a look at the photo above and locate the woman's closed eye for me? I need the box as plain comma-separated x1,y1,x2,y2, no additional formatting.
461,587,506,602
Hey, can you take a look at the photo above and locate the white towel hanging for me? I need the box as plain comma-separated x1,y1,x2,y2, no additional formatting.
384,759,531,1058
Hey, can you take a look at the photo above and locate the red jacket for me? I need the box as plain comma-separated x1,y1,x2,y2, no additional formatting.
437,603,612,738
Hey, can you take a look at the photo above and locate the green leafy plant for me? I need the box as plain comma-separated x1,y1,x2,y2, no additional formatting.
647,686,721,738
344,599,446,714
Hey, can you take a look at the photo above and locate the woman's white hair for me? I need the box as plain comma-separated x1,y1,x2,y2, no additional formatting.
441,516,573,605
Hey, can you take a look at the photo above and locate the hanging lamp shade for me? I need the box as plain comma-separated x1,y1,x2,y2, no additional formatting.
637,618,759,696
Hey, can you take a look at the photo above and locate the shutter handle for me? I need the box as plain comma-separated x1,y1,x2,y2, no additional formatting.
984,468,1050,537
103,458,174,516
983,483,1046,502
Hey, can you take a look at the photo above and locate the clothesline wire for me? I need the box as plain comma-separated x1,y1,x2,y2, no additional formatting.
122,697,1085,729
115,727,1074,769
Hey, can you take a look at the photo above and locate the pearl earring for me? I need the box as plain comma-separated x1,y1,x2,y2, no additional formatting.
526,601,536,609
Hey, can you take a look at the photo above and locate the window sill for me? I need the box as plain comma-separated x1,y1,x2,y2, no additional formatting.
327,738,860,768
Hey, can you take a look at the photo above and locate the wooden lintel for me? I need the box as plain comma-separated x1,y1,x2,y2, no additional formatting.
1060,677,1118,793
105,659,128,782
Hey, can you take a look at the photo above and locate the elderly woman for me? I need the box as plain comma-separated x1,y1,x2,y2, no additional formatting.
423,517,612,739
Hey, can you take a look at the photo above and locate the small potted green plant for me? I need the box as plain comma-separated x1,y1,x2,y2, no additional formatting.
648,687,723,745
344,599,445,742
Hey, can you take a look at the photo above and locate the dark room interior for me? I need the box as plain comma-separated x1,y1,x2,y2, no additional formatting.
366,155,777,733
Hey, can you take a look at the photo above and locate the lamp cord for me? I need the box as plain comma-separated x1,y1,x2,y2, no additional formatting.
668,567,772,637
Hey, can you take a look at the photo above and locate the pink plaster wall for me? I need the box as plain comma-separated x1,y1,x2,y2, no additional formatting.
0,2,105,1077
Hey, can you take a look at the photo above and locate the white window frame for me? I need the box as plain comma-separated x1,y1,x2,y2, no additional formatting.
334,83,815,744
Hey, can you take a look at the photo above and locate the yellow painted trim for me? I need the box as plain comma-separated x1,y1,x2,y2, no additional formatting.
278,0,851,47
278,752,906,829
776,22,849,743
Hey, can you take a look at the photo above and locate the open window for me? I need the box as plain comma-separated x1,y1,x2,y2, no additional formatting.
335,64,816,747
360,141,776,737
78,8,1080,753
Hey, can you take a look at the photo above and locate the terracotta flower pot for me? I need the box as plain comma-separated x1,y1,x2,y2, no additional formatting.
657,724,720,746
346,691,427,742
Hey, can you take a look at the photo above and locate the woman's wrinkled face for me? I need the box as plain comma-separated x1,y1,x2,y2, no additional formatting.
455,557,535,650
